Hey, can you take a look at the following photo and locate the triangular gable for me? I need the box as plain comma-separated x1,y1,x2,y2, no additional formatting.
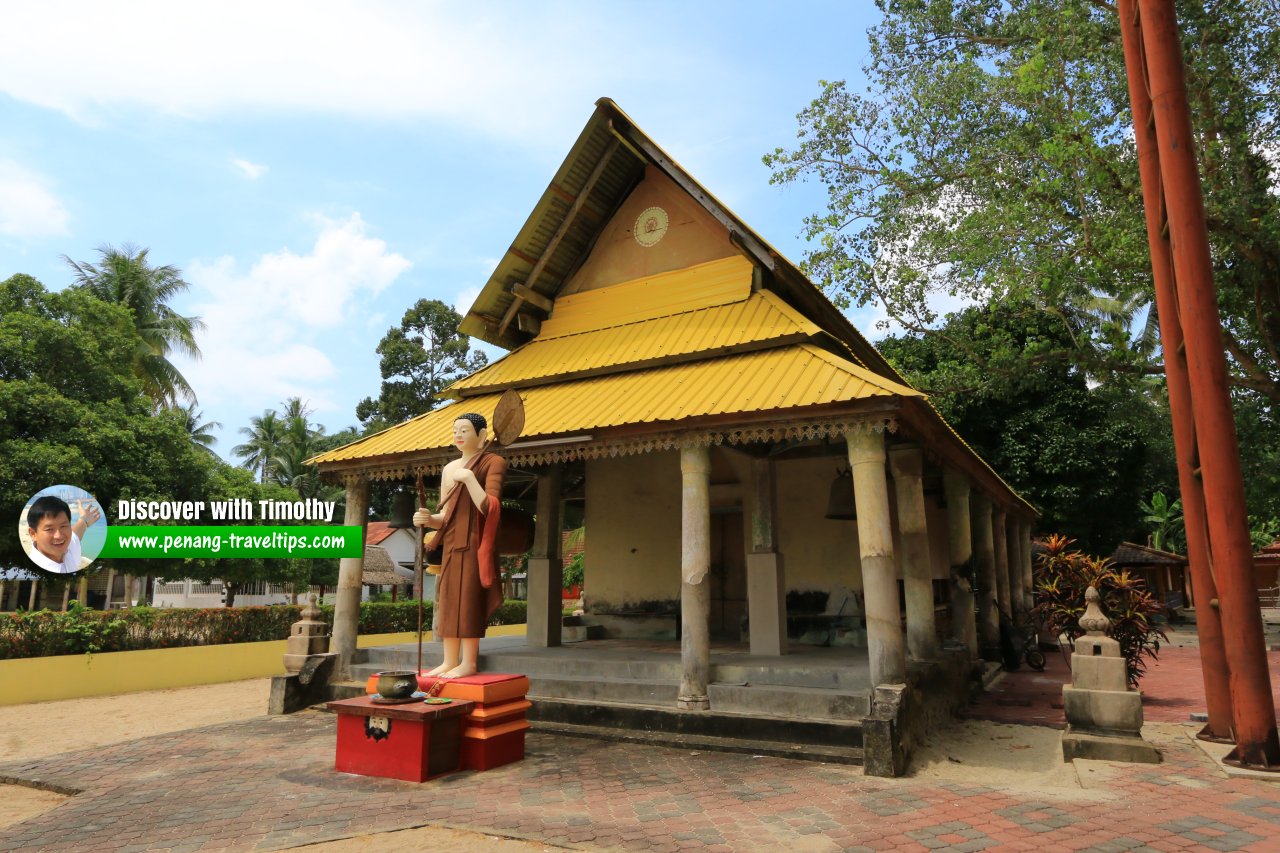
457,98,909,388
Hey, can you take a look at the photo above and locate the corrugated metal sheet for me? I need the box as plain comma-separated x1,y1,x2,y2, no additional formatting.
538,256,753,338
311,344,921,464
446,288,819,396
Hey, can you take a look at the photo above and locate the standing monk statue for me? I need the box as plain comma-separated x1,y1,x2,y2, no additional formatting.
413,413,507,678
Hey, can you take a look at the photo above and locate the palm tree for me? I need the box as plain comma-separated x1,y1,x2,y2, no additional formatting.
64,244,204,406
233,410,283,483
180,404,222,455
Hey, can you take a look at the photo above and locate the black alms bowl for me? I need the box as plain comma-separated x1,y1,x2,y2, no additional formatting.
375,670,418,699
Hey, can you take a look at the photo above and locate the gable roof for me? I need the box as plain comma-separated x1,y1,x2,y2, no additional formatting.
311,99,1035,518
458,98,907,386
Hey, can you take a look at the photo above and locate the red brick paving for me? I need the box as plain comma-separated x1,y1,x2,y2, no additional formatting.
1,705,1279,852
965,633,1280,729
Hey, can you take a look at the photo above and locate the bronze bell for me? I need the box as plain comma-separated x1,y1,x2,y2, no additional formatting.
825,466,857,520
387,491,417,529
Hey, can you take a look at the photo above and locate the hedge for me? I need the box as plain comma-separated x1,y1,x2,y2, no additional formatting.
0,599,528,660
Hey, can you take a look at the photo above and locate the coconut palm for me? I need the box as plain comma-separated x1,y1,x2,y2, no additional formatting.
180,404,222,455
233,410,283,483
64,244,204,406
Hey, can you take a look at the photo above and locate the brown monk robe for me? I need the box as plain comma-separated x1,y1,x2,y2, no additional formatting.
434,450,507,638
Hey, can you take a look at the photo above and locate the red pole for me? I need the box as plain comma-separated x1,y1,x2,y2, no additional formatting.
1116,0,1233,743
1137,0,1280,769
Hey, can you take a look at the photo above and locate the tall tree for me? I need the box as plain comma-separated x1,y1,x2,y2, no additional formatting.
0,274,210,569
765,0,1279,400
180,404,222,456
63,244,204,406
233,410,283,483
356,299,487,432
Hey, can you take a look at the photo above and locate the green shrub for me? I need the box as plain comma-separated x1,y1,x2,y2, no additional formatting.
1031,534,1167,686
0,597,530,660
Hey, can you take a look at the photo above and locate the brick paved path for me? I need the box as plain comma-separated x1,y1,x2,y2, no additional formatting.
965,643,1280,730
3,711,1280,852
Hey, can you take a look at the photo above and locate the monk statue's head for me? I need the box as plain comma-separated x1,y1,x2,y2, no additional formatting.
453,413,487,454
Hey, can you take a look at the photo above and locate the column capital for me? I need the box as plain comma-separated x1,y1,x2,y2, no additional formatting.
845,427,886,467
680,444,711,475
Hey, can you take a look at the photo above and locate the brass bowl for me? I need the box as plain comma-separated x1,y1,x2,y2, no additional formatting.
375,670,418,699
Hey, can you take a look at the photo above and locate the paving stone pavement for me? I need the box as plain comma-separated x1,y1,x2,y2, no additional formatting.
2,710,1280,852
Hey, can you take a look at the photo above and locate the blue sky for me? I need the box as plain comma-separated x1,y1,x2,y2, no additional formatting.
0,1,887,458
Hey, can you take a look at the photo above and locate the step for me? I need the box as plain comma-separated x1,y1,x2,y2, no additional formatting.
527,695,864,751
707,682,869,719
710,661,870,691
535,720,864,766
527,673,679,705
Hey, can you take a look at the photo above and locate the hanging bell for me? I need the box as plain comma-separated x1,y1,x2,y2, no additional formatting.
825,466,857,520
387,491,417,529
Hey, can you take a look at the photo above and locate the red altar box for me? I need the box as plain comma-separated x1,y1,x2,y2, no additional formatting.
364,673,531,771
326,695,474,783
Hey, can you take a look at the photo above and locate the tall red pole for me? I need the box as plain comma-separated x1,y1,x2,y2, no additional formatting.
1136,0,1280,769
1116,0,1234,743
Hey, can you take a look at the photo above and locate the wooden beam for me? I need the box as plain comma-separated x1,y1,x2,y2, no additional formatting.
516,314,541,335
512,283,553,312
499,138,620,338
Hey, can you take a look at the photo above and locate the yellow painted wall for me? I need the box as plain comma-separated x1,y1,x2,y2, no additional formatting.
0,624,528,707
585,450,682,606
560,165,738,296
776,454,864,592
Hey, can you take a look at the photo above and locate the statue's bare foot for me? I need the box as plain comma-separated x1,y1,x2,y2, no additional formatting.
442,663,477,678
425,662,452,677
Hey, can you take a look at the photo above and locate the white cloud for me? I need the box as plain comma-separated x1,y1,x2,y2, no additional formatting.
453,284,482,317
180,212,410,410
232,158,268,180
0,160,70,239
0,2,696,139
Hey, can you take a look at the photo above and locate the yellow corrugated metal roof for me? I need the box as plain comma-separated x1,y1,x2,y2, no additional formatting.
445,288,821,397
539,256,753,338
311,344,922,464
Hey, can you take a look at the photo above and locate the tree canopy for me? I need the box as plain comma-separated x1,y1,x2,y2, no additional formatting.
765,0,1279,401
63,244,204,407
356,299,487,432
878,300,1174,552
0,274,210,569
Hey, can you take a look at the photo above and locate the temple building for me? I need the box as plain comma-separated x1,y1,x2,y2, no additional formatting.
310,99,1037,775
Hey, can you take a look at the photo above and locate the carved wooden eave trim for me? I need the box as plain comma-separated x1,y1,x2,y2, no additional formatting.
322,404,900,485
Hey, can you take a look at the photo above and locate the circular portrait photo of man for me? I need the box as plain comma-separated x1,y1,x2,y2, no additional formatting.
18,485,106,574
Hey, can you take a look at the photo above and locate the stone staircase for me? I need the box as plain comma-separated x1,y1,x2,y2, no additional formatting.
350,637,870,764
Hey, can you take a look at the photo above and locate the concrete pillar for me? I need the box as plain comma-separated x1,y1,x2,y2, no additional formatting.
121,575,133,608
330,476,370,677
678,446,712,710
747,456,787,656
103,568,115,609
889,446,936,661
61,581,71,611
943,471,977,658
847,427,906,686
971,494,1000,660
992,510,1010,618
1007,518,1027,623
77,576,88,606
28,579,39,610
0,581,6,611
527,466,564,648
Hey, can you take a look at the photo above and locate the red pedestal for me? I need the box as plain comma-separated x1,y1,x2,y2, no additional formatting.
365,673,531,771
327,695,474,783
